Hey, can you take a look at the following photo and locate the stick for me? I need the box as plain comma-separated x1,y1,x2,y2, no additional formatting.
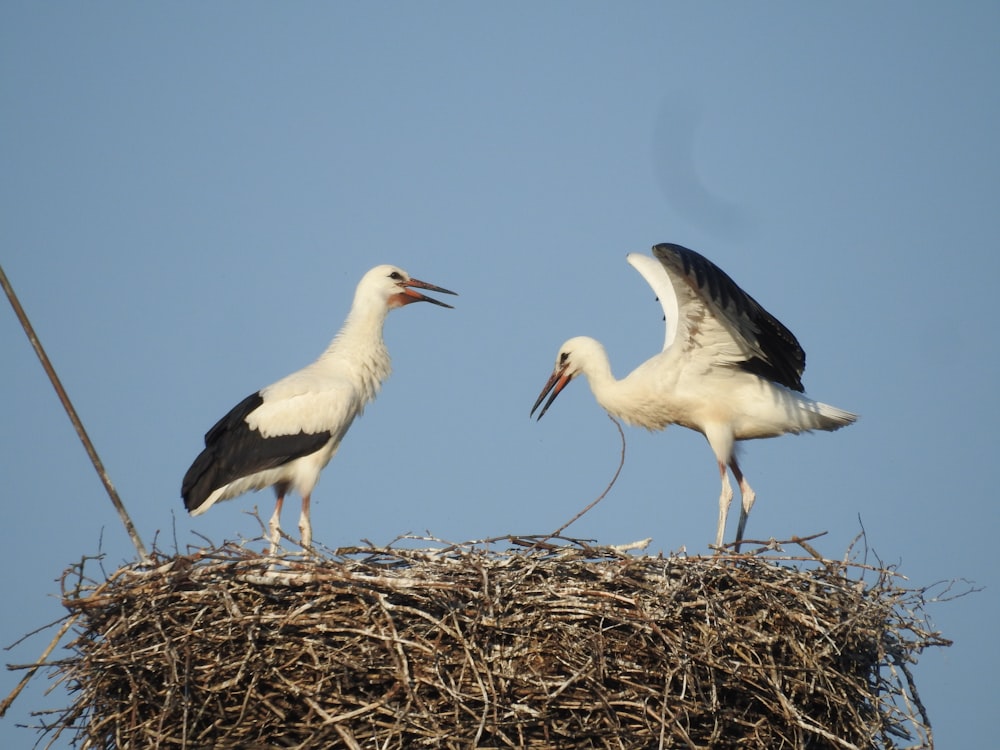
0,614,79,718
0,264,149,561
536,413,626,547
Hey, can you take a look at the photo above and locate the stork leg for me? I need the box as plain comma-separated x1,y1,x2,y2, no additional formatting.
299,494,312,549
730,457,756,552
715,460,734,549
268,494,285,555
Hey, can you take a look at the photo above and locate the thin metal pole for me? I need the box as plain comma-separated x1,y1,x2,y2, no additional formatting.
1,263,149,561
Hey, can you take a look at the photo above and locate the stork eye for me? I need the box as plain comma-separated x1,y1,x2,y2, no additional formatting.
388,271,404,281
560,352,570,364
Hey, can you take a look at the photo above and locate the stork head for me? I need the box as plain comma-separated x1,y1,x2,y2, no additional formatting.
360,264,457,310
530,337,600,420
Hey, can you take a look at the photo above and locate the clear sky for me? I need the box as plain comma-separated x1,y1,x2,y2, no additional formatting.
2,3,997,747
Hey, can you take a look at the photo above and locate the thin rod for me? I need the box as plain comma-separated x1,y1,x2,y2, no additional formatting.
0,263,149,561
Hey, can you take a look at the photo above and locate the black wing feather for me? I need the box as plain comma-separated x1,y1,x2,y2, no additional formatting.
652,243,806,392
181,391,333,512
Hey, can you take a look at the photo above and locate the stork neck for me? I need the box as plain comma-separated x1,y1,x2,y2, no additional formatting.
337,299,390,347
316,298,391,379
581,358,622,412
587,360,662,428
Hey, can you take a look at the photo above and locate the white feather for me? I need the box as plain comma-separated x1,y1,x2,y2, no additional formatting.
534,245,856,550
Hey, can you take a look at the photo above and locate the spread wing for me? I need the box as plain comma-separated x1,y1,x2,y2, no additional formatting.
628,243,805,392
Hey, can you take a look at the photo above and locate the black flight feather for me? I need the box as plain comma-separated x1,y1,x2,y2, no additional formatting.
181,392,333,513
652,243,806,392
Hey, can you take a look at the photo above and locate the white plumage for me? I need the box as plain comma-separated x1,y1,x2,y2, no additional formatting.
531,243,856,550
182,264,456,552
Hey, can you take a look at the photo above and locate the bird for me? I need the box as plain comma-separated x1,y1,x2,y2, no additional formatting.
181,264,456,553
531,243,856,550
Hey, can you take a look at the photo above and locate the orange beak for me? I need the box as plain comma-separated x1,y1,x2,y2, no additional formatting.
530,364,572,420
392,277,457,309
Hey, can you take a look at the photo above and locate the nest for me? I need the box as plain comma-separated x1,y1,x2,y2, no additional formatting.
39,534,949,749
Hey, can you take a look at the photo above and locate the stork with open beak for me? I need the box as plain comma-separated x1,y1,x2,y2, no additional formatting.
182,264,456,552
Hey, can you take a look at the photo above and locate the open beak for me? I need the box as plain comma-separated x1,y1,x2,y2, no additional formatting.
396,278,458,309
530,365,571,420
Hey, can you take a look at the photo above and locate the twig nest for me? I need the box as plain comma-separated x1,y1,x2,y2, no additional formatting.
48,535,949,749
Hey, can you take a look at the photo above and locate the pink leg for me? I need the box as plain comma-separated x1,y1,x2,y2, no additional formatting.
299,494,312,549
268,494,284,555
715,460,734,549
730,457,756,552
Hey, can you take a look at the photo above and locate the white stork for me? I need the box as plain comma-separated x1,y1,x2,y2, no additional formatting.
181,264,456,552
531,243,856,550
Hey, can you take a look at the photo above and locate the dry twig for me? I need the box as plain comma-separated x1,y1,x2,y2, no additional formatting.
16,535,953,749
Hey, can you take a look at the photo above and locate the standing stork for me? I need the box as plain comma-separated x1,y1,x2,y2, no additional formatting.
531,243,856,550
181,264,456,552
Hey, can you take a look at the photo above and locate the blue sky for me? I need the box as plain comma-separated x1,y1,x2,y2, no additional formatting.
2,3,997,746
